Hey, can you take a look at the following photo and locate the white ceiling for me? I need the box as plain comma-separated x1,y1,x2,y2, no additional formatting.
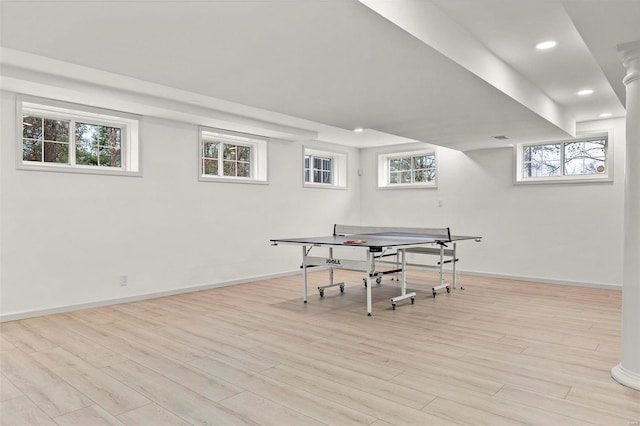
1,0,639,151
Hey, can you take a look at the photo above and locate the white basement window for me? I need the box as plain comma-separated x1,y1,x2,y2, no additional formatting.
18,97,141,176
199,127,268,184
515,133,611,183
303,146,347,189
378,150,437,188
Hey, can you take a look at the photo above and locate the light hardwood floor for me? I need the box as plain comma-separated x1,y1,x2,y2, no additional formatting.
1,270,639,425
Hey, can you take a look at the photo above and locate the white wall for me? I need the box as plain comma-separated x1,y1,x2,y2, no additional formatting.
360,119,626,287
0,92,361,319
0,82,627,320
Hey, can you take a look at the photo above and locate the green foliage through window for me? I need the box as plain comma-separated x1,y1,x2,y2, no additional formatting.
202,140,251,178
22,116,70,164
75,123,121,167
22,115,122,169
388,154,435,185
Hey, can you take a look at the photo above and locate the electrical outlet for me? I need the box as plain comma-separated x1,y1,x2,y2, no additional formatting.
120,275,128,286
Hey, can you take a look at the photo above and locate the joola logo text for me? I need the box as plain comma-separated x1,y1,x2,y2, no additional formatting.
326,258,341,265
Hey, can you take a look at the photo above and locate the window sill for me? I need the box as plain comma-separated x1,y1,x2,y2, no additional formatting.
515,176,612,185
303,182,346,190
378,183,438,190
18,163,142,177
199,175,268,185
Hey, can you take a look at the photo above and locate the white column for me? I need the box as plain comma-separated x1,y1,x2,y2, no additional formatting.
612,40,640,391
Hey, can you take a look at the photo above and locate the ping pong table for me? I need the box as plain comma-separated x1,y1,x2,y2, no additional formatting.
270,224,482,315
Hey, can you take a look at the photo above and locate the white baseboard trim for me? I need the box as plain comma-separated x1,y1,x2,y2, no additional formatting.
0,267,620,322
460,270,622,290
385,261,621,290
0,269,300,323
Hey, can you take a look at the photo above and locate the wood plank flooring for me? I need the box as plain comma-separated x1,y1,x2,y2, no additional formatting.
1,270,639,425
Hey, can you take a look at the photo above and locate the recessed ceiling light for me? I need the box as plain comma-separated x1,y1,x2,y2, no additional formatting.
536,40,557,50
353,127,364,133
578,89,594,96
599,113,612,118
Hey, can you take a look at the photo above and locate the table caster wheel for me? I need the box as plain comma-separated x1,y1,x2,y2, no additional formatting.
391,303,396,310
340,285,345,293
411,297,415,304
446,286,451,293
432,290,437,298
319,289,324,297
376,277,382,285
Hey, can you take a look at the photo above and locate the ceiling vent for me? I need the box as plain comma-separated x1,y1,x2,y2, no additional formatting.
492,135,509,140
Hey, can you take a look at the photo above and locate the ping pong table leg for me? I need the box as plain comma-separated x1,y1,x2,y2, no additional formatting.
366,251,373,316
390,249,416,309
440,244,445,288
302,245,308,303
329,247,334,287
431,243,448,297
317,247,345,297
401,249,406,295
452,242,457,290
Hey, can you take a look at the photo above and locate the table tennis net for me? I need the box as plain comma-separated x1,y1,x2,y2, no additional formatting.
333,224,452,242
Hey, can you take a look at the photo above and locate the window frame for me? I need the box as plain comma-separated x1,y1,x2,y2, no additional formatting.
302,146,347,189
199,127,268,184
305,154,333,185
378,149,438,189
515,132,612,184
17,96,142,176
